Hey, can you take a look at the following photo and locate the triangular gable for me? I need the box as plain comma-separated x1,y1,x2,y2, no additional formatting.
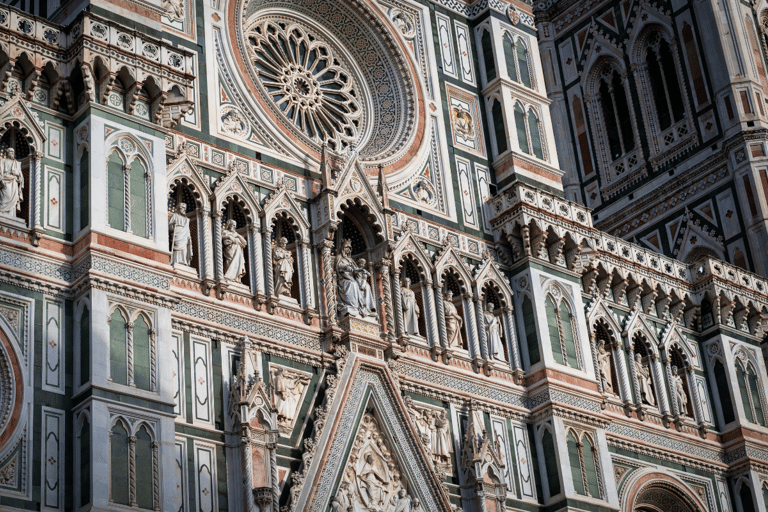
0,92,46,148
434,241,474,290
622,309,659,344
166,154,212,207
294,356,451,512
391,228,434,275
473,255,513,302
626,0,674,59
579,24,625,78
677,221,724,262
262,181,311,235
586,297,623,335
212,170,263,218
335,156,385,214
660,322,699,368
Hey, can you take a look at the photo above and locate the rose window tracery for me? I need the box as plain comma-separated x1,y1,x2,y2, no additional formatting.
246,20,363,152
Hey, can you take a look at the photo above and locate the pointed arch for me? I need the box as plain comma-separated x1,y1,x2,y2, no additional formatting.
110,418,130,505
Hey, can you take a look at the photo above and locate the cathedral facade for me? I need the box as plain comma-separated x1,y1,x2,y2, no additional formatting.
0,0,766,510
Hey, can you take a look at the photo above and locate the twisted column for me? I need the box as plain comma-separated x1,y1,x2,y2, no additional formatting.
270,445,279,506
613,340,632,403
652,354,670,414
424,280,439,348
252,221,265,295
33,151,43,231
504,307,521,371
664,356,677,417
123,164,131,233
476,298,488,360
144,170,153,238
128,435,137,506
301,240,313,308
590,333,603,394
435,284,447,348
465,295,480,359
127,321,135,386
152,441,160,511
321,239,336,326
149,328,156,391
687,365,705,424
201,207,213,281
264,227,274,299
626,344,641,406
213,211,223,280
393,267,404,338
242,437,257,512
380,260,395,342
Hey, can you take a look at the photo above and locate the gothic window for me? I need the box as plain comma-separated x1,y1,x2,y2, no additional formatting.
514,103,528,154
492,99,507,155
133,314,152,391
762,483,768,511
746,16,768,93
109,308,128,386
109,306,156,391
714,359,736,424
739,482,758,512
541,428,561,497
644,33,685,131
107,151,125,231
512,103,546,160
735,355,765,426
78,304,90,387
129,158,148,238
681,23,707,106
135,425,154,509
503,36,517,82
527,108,544,159
106,148,152,238
572,95,594,176
517,40,532,88
566,430,602,499
77,414,91,507
79,148,89,230
545,295,581,369
110,420,157,510
482,31,496,82
522,296,540,366
110,420,130,505
597,66,635,161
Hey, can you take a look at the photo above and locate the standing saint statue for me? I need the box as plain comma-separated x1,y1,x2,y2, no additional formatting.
443,290,463,349
401,277,420,336
635,353,656,407
671,365,688,416
357,453,389,509
597,340,613,393
484,303,505,361
0,147,23,217
335,239,361,318
273,236,294,298
169,203,193,266
272,366,310,426
222,219,247,282
355,258,377,318
433,410,452,464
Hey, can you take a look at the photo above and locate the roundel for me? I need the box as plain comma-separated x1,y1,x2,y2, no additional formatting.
230,0,426,170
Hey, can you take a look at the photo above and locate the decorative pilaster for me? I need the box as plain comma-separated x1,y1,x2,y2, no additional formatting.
626,344,641,408
321,239,336,327
123,164,132,233
393,267,404,339
128,435,137,506
127,321,135,386
380,259,395,343
476,298,488,360
301,239,313,308
435,285,447,348
144,168,153,238
32,151,44,244
424,280,439,348
213,211,223,281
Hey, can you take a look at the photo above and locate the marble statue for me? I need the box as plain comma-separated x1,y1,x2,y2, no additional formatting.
169,203,192,266
0,148,23,217
392,490,414,512
672,365,688,416
443,291,463,348
433,410,452,464
272,366,311,426
484,303,505,361
636,354,656,407
331,482,351,512
597,340,613,393
401,277,420,336
356,258,377,318
222,219,247,282
357,452,390,509
273,236,294,297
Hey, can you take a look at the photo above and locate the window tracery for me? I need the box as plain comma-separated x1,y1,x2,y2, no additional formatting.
108,305,156,392
565,429,602,499
109,419,158,509
545,293,581,369
106,138,152,239
735,350,766,426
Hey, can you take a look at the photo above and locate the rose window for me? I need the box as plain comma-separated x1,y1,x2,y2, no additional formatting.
246,20,362,152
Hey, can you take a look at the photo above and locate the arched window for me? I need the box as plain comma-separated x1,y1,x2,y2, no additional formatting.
482,31,496,82
79,148,89,230
107,151,125,231
78,415,91,507
79,305,90,387
645,33,685,131
572,96,594,176
522,296,540,366
492,99,507,155
133,315,151,391
740,482,758,512
736,357,765,426
503,36,517,82
110,421,130,505
714,359,736,424
129,158,148,238
106,146,152,239
598,67,635,161
762,483,768,512
514,103,528,154
528,108,544,159
545,295,580,369
109,309,127,385
517,40,532,88
135,425,154,509
541,428,561,497
567,430,602,498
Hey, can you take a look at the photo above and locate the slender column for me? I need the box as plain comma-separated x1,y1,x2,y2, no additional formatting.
368,259,379,323
152,441,160,511
149,328,157,391
655,355,671,416
270,445,279,506
435,284,447,348
613,340,632,403
626,344,641,406
242,438,257,512
108,431,114,501
33,151,43,231
128,435,137,506
321,239,336,327
126,321,135,386
248,226,258,293
123,164,131,233
476,298,488,360
687,366,705,424
504,307,521,371
144,170,153,238
590,333,603,394
213,211,223,280
465,295,480,358
393,267,404,338
380,260,395,342
264,227,274,298
252,221,265,295
201,207,213,281
424,280,439,348
301,240,313,308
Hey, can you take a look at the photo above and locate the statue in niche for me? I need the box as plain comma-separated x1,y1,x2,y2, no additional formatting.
273,236,294,298
672,365,688,416
453,106,474,140
169,203,193,266
0,148,23,218
272,366,310,428
484,303,505,361
635,353,656,407
357,452,390,509
222,219,247,282
401,277,420,336
597,340,613,393
443,291,463,349
433,410,452,464
355,258,377,318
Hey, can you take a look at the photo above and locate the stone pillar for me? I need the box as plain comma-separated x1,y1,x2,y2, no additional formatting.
144,169,153,238
380,259,395,342
613,340,632,404
424,280,439,348
252,221,265,296
435,285,447,348
264,226,274,299
201,206,213,281
149,328,157,392
476,298,488,360
123,164,132,233
247,227,257,293
687,365,705,424
127,321,135,386
393,267,404,338
626,344,641,406
152,441,160,511
655,355,671,416
213,211,223,281
242,437,257,512
32,151,43,235
590,333,604,394
504,307,522,372
128,435,137,506
465,294,481,359
301,239,313,308
321,239,336,327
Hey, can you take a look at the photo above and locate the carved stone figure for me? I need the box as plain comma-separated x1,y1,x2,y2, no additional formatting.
0,148,23,217
221,107,247,136
392,489,413,512
443,291,463,349
484,303,505,361
433,410,452,464
357,452,390,509
453,107,474,140
273,236,294,297
672,365,688,416
636,353,656,407
222,219,247,282
331,482,352,512
162,0,184,21
597,340,613,393
272,366,311,427
356,258,377,318
401,278,420,336
169,203,193,266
